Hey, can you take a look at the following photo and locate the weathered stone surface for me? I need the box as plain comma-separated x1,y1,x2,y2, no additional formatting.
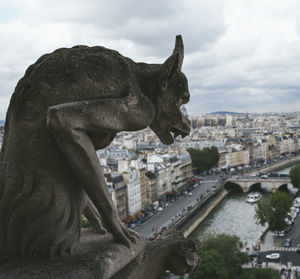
112,230,200,279
0,35,195,278
0,229,199,279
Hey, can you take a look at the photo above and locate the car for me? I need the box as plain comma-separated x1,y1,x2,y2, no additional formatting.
285,218,293,226
290,206,299,213
284,226,292,232
128,223,136,229
294,199,300,204
266,253,280,260
188,192,193,196
284,238,292,247
294,202,300,208
157,207,163,212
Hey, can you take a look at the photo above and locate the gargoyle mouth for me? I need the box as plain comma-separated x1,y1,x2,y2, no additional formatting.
170,127,189,139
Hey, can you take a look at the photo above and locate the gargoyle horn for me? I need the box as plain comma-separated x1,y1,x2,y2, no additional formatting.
173,35,184,70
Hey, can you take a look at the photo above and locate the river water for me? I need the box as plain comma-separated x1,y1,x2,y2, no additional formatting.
189,191,267,246
160,165,296,279
159,191,267,279
160,191,269,279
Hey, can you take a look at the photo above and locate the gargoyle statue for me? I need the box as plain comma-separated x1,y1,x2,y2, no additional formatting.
0,35,190,260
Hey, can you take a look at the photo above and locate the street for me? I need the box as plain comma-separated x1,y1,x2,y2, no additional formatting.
135,174,220,237
251,196,300,268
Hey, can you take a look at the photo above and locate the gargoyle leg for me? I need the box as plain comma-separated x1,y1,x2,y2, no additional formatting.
83,198,106,234
46,95,155,248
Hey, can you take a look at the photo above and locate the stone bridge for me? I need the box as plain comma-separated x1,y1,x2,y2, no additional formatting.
225,176,291,193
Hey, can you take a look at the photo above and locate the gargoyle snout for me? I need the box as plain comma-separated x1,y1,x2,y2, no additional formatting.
182,91,190,104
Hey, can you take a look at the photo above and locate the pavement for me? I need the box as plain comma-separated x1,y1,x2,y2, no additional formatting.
246,202,300,269
135,174,221,237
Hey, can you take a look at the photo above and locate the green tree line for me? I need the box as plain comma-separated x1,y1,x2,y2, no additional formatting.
255,190,293,231
290,163,300,189
187,233,278,279
187,147,220,172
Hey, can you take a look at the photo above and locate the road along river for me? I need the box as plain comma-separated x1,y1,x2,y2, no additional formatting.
160,165,298,278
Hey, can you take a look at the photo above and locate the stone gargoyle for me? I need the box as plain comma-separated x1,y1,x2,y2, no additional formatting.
0,35,199,278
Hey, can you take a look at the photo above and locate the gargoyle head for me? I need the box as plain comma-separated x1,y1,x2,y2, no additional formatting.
150,35,191,145
166,239,200,275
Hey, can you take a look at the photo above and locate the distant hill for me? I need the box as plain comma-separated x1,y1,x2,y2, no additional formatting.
209,111,245,116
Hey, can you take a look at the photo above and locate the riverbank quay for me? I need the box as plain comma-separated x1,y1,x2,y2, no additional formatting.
135,176,221,238
249,155,300,175
174,156,300,239
140,179,228,239
151,186,227,239
175,188,229,237
140,156,300,241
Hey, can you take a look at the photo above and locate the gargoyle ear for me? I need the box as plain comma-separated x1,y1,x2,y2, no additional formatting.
161,35,184,77
173,35,184,70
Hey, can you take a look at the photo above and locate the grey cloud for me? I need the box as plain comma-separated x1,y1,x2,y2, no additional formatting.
18,0,226,57
0,0,300,119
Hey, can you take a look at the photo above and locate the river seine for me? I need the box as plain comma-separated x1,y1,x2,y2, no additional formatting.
160,191,268,279
189,191,267,246
160,165,295,278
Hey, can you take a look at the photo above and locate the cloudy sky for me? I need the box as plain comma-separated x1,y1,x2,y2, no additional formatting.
0,0,300,119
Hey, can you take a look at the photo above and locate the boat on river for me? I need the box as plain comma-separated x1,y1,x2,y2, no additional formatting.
246,192,262,203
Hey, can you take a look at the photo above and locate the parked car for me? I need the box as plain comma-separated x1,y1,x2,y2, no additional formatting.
266,253,280,260
284,238,292,247
188,192,193,197
294,198,300,208
129,223,136,229
290,206,299,213
295,197,300,203
157,207,163,212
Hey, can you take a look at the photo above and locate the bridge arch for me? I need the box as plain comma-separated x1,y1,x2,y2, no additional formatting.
248,183,263,193
277,184,288,192
224,182,244,192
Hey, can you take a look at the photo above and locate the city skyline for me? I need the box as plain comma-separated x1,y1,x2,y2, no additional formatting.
1,0,300,119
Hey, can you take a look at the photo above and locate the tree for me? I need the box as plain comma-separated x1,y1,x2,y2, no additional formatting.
255,190,293,231
189,234,248,279
240,268,280,279
187,147,220,172
290,164,300,189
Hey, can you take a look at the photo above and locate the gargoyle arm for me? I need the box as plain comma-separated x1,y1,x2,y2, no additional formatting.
46,93,155,248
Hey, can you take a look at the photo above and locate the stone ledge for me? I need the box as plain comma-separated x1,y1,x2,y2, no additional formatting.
0,229,199,279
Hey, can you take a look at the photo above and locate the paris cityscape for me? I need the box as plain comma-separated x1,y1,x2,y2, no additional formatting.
0,108,300,278
1,1,300,278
